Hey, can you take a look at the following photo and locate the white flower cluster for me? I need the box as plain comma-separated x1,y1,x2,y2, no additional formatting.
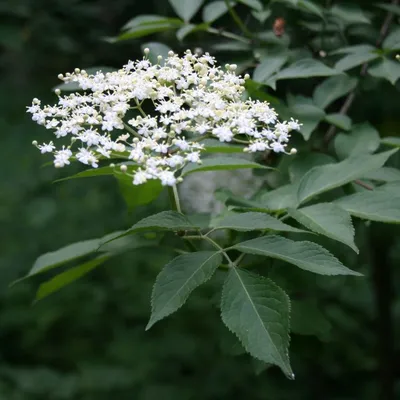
27,49,300,186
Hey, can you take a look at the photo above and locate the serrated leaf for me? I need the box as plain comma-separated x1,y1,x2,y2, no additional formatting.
259,183,300,211
275,59,339,80
203,1,236,23
334,122,380,160
368,58,400,85
289,153,336,182
313,75,358,109
325,114,351,131
288,203,358,252
383,27,400,51
181,156,271,176
253,52,288,83
289,103,325,140
147,251,222,329
335,188,400,223
36,256,109,301
169,0,204,22
335,48,379,72
212,211,305,233
221,268,293,378
297,149,397,204
126,211,198,235
382,136,400,147
232,235,361,275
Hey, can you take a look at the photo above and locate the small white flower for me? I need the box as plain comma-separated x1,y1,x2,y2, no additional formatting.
38,142,55,153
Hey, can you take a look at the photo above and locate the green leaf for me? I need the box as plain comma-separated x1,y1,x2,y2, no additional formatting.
202,139,244,153
36,256,109,301
382,136,400,148
329,3,370,25
297,149,397,204
275,59,339,80
116,175,163,211
22,239,103,280
368,58,400,85
362,167,400,182
239,0,262,11
288,153,336,182
383,27,400,51
259,183,300,211
313,75,358,109
140,42,172,65
54,67,116,92
334,122,380,160
335,47,379,72
211,211,305,233
251,9,271,22
335,188,400,224
176,23,197,41
325,114,351,131
181,156,271,176
297,0,324,18
202,1,236,23
253,52,288,83
288,203,358,252
122,15,179,30
221,268,293,378
232,235,361,275
169,0,204,22
289,103,325,140
125,211,198,235
376,3,400,17
55,165,117,182
147,251,222,329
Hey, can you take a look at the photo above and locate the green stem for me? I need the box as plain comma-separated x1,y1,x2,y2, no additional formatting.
134,99,147,118
206,27,251,44
123,122,142,139
168,185,182,213
223,0,252,37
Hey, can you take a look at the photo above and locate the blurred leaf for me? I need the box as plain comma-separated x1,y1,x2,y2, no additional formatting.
211,211,305,233
329,3,370,25
335,47,379,71
36,256,109,300
176,24,197,40
202,139,244,153
275,59,339,80
181,156,272,176
297,150,397,204
239,0,263,10
288,203,358,252
203,1,236,23
251,9,271,22
147,251,222,329
297,0,324,18
334,122,380,159
168,0,205,22
381,136,400,147
368,57,400,85
253,52,288,83
335,186,400,223
289,103,325,140
233,235,361,275
375,3,400,16
122,15,180,30
291,299,331,339
221,268,293,378
313,75,358,109
116,175,163,211
383,27,400,51
325,114,352,131
141,42,172,64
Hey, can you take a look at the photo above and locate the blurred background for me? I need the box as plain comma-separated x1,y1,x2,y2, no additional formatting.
1,0,400,399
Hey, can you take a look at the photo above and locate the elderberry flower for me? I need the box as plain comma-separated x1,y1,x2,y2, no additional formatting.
27,49,301,186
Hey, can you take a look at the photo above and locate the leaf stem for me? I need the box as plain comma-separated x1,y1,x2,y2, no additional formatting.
223,0,252,38
168,185,182,213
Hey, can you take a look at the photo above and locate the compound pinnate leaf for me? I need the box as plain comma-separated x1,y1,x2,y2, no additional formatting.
297,149,398,204
288,203,358,252
147,251,222,329
233,235,361,275
221,268,293,378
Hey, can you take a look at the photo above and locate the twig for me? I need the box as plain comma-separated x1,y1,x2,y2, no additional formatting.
323,0,399,145
354,179,374,190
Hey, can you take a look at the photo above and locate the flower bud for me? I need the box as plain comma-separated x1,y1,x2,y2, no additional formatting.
32,140,38,146
120,164,128,172
144,48,150,55
290,148,297,155
54,88,61,96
